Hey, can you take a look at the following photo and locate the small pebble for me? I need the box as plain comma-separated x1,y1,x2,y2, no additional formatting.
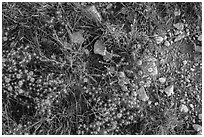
137,60,142,66
165,85,174,96
159,77,166,84
189,104,194,108
193,124,202,132
138,86,149,101
174,9,181,16
3,36,8,41
164,41,170,47
198,114,202,120
198,34,202,41
180,104,189,113
173,22,184,30
174,32,185,42
183,60,188,65
83,77,88,83
94,40,106,55
155,35,164,44
194,45,202,53
71,31,85,45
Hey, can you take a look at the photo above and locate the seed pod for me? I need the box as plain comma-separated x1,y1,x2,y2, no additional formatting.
86,5,102,22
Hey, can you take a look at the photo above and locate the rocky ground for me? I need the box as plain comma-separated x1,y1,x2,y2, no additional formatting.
2,2,202,135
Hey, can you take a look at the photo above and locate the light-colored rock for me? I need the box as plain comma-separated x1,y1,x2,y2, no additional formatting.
159,77,166,84
86,5,102,22
180,104,189,113
174,32,185,42
155,35,164,44
194,45,202,53
189,104,194,108
198,34,202,41
165,85,174,96
138,86,149,101
164,41,170,47
94,40,106,55
197,131,202,135
137,60,143,66
119,71,126,78
71,31,85,45
173,23,184,30
174,9,181,16
198,114,202,120
193,124,202,132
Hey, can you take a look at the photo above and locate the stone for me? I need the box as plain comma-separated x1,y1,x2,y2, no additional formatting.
71,31,85,45
94,40,106,55
173,23,184,30
164,41,170,47
198,114,202,120
138,86,149,101
174,9,181,16
198,34,202,41
165,85,174,96
159,77,166,84
180,104,189,113
174,32,185,42
119,71,126,78
194,45,202,53
155,35,164,44
193,124,202,132
86,5,102,22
